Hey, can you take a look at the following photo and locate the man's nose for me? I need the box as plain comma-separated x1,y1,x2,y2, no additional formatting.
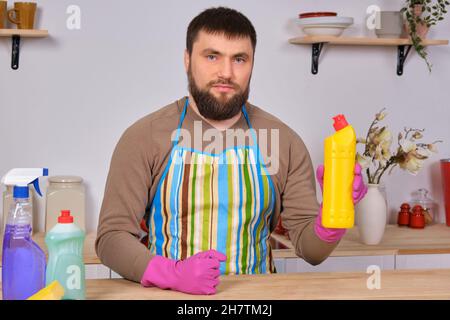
217,59,234,80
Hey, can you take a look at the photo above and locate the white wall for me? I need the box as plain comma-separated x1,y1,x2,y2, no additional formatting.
1,0,449,233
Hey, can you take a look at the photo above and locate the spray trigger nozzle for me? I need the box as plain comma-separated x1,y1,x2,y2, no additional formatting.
32,178,42,197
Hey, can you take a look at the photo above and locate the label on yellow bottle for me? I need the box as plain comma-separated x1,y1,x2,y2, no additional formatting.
322,118,356,229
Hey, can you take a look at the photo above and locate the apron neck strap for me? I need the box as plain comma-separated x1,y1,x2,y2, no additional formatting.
172,98,189,147
173,97,255,145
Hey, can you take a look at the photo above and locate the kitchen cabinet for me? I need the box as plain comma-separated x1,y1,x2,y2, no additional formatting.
85,264,111,280
271,223,450,273
284,255,394,273
396,254,450,270
273,259,286,273
111,271,123,279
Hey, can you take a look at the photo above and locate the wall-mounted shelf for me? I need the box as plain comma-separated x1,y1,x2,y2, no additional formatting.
289,36,449,76
0,29,49,70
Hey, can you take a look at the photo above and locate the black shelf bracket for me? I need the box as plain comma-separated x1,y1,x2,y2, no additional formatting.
11,35,21,70
311,42,325,75
397,45,412,76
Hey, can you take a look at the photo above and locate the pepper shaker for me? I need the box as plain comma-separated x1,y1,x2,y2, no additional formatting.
409,205,425,229
397,203,411,226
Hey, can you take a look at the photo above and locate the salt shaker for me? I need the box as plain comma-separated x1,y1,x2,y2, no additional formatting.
397,203,411,227
409,205,425,229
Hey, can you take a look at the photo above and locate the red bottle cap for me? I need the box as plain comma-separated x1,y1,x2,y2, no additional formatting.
332,114,349,131
58,210,74,224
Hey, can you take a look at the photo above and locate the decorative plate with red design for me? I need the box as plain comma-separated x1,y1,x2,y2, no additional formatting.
299,12,337,19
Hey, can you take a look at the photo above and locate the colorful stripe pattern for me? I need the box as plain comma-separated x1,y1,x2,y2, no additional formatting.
140,101,276,275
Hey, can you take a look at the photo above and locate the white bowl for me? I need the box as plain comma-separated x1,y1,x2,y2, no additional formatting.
297,16,354,37
301,25,350,36
298,16,354,26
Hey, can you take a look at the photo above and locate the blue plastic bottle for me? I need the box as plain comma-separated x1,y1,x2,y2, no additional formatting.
1,168,48,300
45,210,86,300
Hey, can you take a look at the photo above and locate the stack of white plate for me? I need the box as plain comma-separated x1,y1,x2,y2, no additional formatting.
298,16,354,37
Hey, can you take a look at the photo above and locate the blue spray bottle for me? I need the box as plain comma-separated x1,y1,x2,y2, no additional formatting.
1,168,48,300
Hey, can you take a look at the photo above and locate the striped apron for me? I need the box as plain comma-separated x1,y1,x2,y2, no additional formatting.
140,98,276,275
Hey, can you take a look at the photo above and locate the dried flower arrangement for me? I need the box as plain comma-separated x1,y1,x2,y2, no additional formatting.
356,108,443,184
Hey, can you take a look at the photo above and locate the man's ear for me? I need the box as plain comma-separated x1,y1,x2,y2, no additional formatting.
184,49,190,73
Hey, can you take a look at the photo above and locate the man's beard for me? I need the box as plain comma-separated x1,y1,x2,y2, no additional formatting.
188,67,250,121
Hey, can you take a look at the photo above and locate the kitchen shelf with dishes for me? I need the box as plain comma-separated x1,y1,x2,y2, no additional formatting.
0,29,49,70
293,12,449,76
289,35,449,76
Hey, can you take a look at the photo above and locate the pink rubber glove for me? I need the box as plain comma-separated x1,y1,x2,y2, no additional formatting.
140,249,227,295
314,163,368,243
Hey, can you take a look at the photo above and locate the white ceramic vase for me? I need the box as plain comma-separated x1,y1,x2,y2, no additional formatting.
355,184,387,245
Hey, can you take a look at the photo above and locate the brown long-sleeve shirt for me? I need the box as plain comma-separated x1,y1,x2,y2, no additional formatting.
95,96,340,282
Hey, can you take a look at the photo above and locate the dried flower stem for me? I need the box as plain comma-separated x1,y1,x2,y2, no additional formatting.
363,119,378,157
376,157,397,184
358,108,442,185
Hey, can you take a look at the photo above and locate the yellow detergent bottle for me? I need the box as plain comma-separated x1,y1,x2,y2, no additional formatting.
322,114,356,229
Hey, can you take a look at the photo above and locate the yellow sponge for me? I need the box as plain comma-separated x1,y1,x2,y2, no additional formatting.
27,281,65,300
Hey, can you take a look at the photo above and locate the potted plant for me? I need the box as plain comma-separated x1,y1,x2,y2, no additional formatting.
401,0,449,72
355,108,442,245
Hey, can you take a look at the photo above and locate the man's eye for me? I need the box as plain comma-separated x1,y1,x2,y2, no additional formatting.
235,57,246,64
207,55,217,61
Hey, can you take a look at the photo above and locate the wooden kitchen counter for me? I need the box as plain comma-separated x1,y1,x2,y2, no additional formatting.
83,268,450,299
1,268,449,299
271,223,450,259
1,224,449,266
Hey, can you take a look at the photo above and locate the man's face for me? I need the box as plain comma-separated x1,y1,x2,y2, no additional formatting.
185,30,254,121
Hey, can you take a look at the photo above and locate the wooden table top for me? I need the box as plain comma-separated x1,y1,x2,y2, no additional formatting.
1,268,450,299
82,269,450,299
1,224,449,266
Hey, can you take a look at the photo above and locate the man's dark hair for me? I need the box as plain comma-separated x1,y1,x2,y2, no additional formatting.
186,7,257,55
